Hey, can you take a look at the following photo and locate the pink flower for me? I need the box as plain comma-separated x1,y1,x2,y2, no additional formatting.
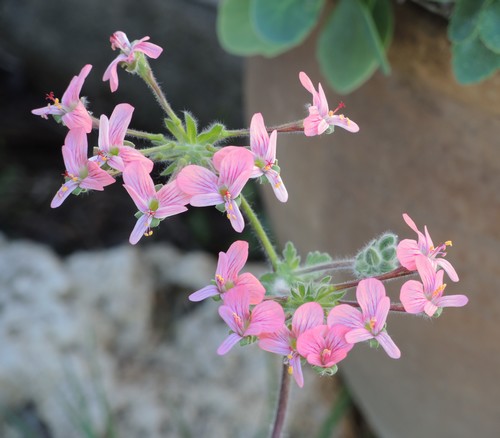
93,103,153,172
217,287,285,355
400,255,468,317
397,213,459,282
296,324,353,368
328,278,401,359
51,129,115,208
32,65,93,133
259,302,324,387
122,162,190,244
299,71,359,136
189,240,265,304
103,31,163,92
176,148,254,233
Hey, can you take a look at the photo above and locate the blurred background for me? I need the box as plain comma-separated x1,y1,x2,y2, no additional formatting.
1,0,499,437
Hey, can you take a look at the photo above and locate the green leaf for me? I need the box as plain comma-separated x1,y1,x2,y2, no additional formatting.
184,112,198,142
305,251,332,267
252,0,325,47
197,123,225,144
160,161,178,177
282,241,301,269
217,0,288,57
448,0,489,44
165,119,186,141
478,0,500,53
452,34,500,83
317,0,393,94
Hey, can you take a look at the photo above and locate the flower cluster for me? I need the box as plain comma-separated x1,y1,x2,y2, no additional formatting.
34,30,468,406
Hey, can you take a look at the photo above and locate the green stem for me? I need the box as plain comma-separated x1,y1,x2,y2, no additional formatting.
126,128,165,142
140,65,182,126
139,142,177,156
240,194,279,272
294,259,355,276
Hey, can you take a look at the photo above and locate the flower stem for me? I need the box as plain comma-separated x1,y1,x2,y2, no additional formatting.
294,259,354,276
332,266,413,292
140,65,182,126
240,194,279,272
126,128,165,142
338,299,406,313
271,364,291,438
138,142,177,156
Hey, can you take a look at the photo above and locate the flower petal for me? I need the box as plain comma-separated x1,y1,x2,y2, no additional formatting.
245,300,284,336
129,214,151,245
217,333,242,356
292,302,324,337
376,331,401,359
109,103,134,146
188,285,219,302
176,164,219,197
400,279,427,314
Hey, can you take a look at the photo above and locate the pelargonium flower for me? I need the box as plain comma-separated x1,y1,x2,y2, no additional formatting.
400,255,468,317
122,162,190,245
93,103,153,172
176,148,254,233
296,324,353,369
32,64,93,133
51,129,115,208
189,240,265,304
259,302,324,387
103,31,163,92
328,278,401,359
217,287,285,355
299,71,359,136
397,213,459,282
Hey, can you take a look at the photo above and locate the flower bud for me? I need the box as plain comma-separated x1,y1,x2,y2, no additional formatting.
353,232,399,278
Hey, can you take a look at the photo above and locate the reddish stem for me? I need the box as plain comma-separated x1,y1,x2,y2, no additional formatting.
271,364,291,438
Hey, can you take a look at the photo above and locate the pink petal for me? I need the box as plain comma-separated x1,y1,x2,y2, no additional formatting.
103,56,127,92
400,280,427,314
415,255,438,293
345,328,373,344
98,115,110,152
222,240,248,278
435,294,469,309
226,200,245,233
299,71,316,96
62,101,92,133
328,114,360,133
51,181,78,208
218,148,253,196
402,213,419,234
222,287,250,320
156,179,191,208
235,273,266,305
327,304,362,329
258,327,292,356
217,333,242,355
129,214,151,245
356,278,386,318
122,162,156,207
123,183,149,212
32,105,63,117
212,146,241,172
265,130,278,163
249,113,270,158
190,193,223,207
289,354,305,388
292,302,324,337
373,296,390,333
80,161,115,190
376,331,401,359
396,239,420,271
109,103,134,146
316,83,329,116
154,204,188,219
62,64,92,106
62,129,88,171
176,165,219,197
436,258,459,282
133,40,163,59
303,109,329,137
188,285,219,302
118,146,154,173
296,325,327,361
245,301,285,336
264,169,288,203
424,301,438,317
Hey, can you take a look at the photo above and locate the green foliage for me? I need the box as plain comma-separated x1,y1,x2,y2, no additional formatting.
184,111,198,143
217,0,289,56
252,0,325,47
354,232,399,278
318,0,393,94
450,0,500,83
197,123,225,145
216,0,500,93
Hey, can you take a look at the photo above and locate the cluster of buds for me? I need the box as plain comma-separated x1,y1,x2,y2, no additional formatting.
32,31,468,398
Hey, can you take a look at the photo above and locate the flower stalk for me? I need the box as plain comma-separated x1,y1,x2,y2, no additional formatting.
271,364,291,438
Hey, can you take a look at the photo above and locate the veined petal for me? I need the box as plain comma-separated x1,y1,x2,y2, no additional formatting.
154,204,188,219
109,103,134,145
245,301,284,336
80,161,115,190
103,55,127,92
327,114,360,133
217,333,242,356
345,328,373,344
98,115,110,152
218,149,253,196
62,101,92,133
32,105,64,118
376,331,401,359
400,279,427,314
289,354,305,388
51,180,79,208
224,240,249,281
176,164,219,196
62,129,88,172
249,113,270,158
356,278,386,318
236,272,266,305
415,255,438,293
212,146,241,172
303,109,329,137
156,179,191,207
292,302,324,337
133,40,163,59
402,213,420,234
265,169,288,203
226,200,245,233
222,287,250,320
396,239,420,271
188,285,219,302
122,162,156,205
435,294,468,309
296,325,327,363
299,71,316,95
190,193,223,207
436,258,459,282
129,214,152,245
424,301,438,317
327,304,362,329
373,296,390,333
123,182,149,212
62,64,92,106
265,130,278,163
258,327,292,356
316,83,329,116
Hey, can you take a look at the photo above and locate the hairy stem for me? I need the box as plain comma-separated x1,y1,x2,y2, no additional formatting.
332,266,413,292
294,259,355,276
240,194,280,272
271,364,291,438
338,299,406,312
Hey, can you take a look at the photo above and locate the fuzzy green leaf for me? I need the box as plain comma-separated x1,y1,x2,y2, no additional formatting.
165,119,186,141
448,0,489,43
184,112,198,142
452,34,500,83
305,250,333,267
317,0,393,94
217,0,288,56
478,0,500,53
282,241,301,269
252,0,325,47
197,123,225,144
